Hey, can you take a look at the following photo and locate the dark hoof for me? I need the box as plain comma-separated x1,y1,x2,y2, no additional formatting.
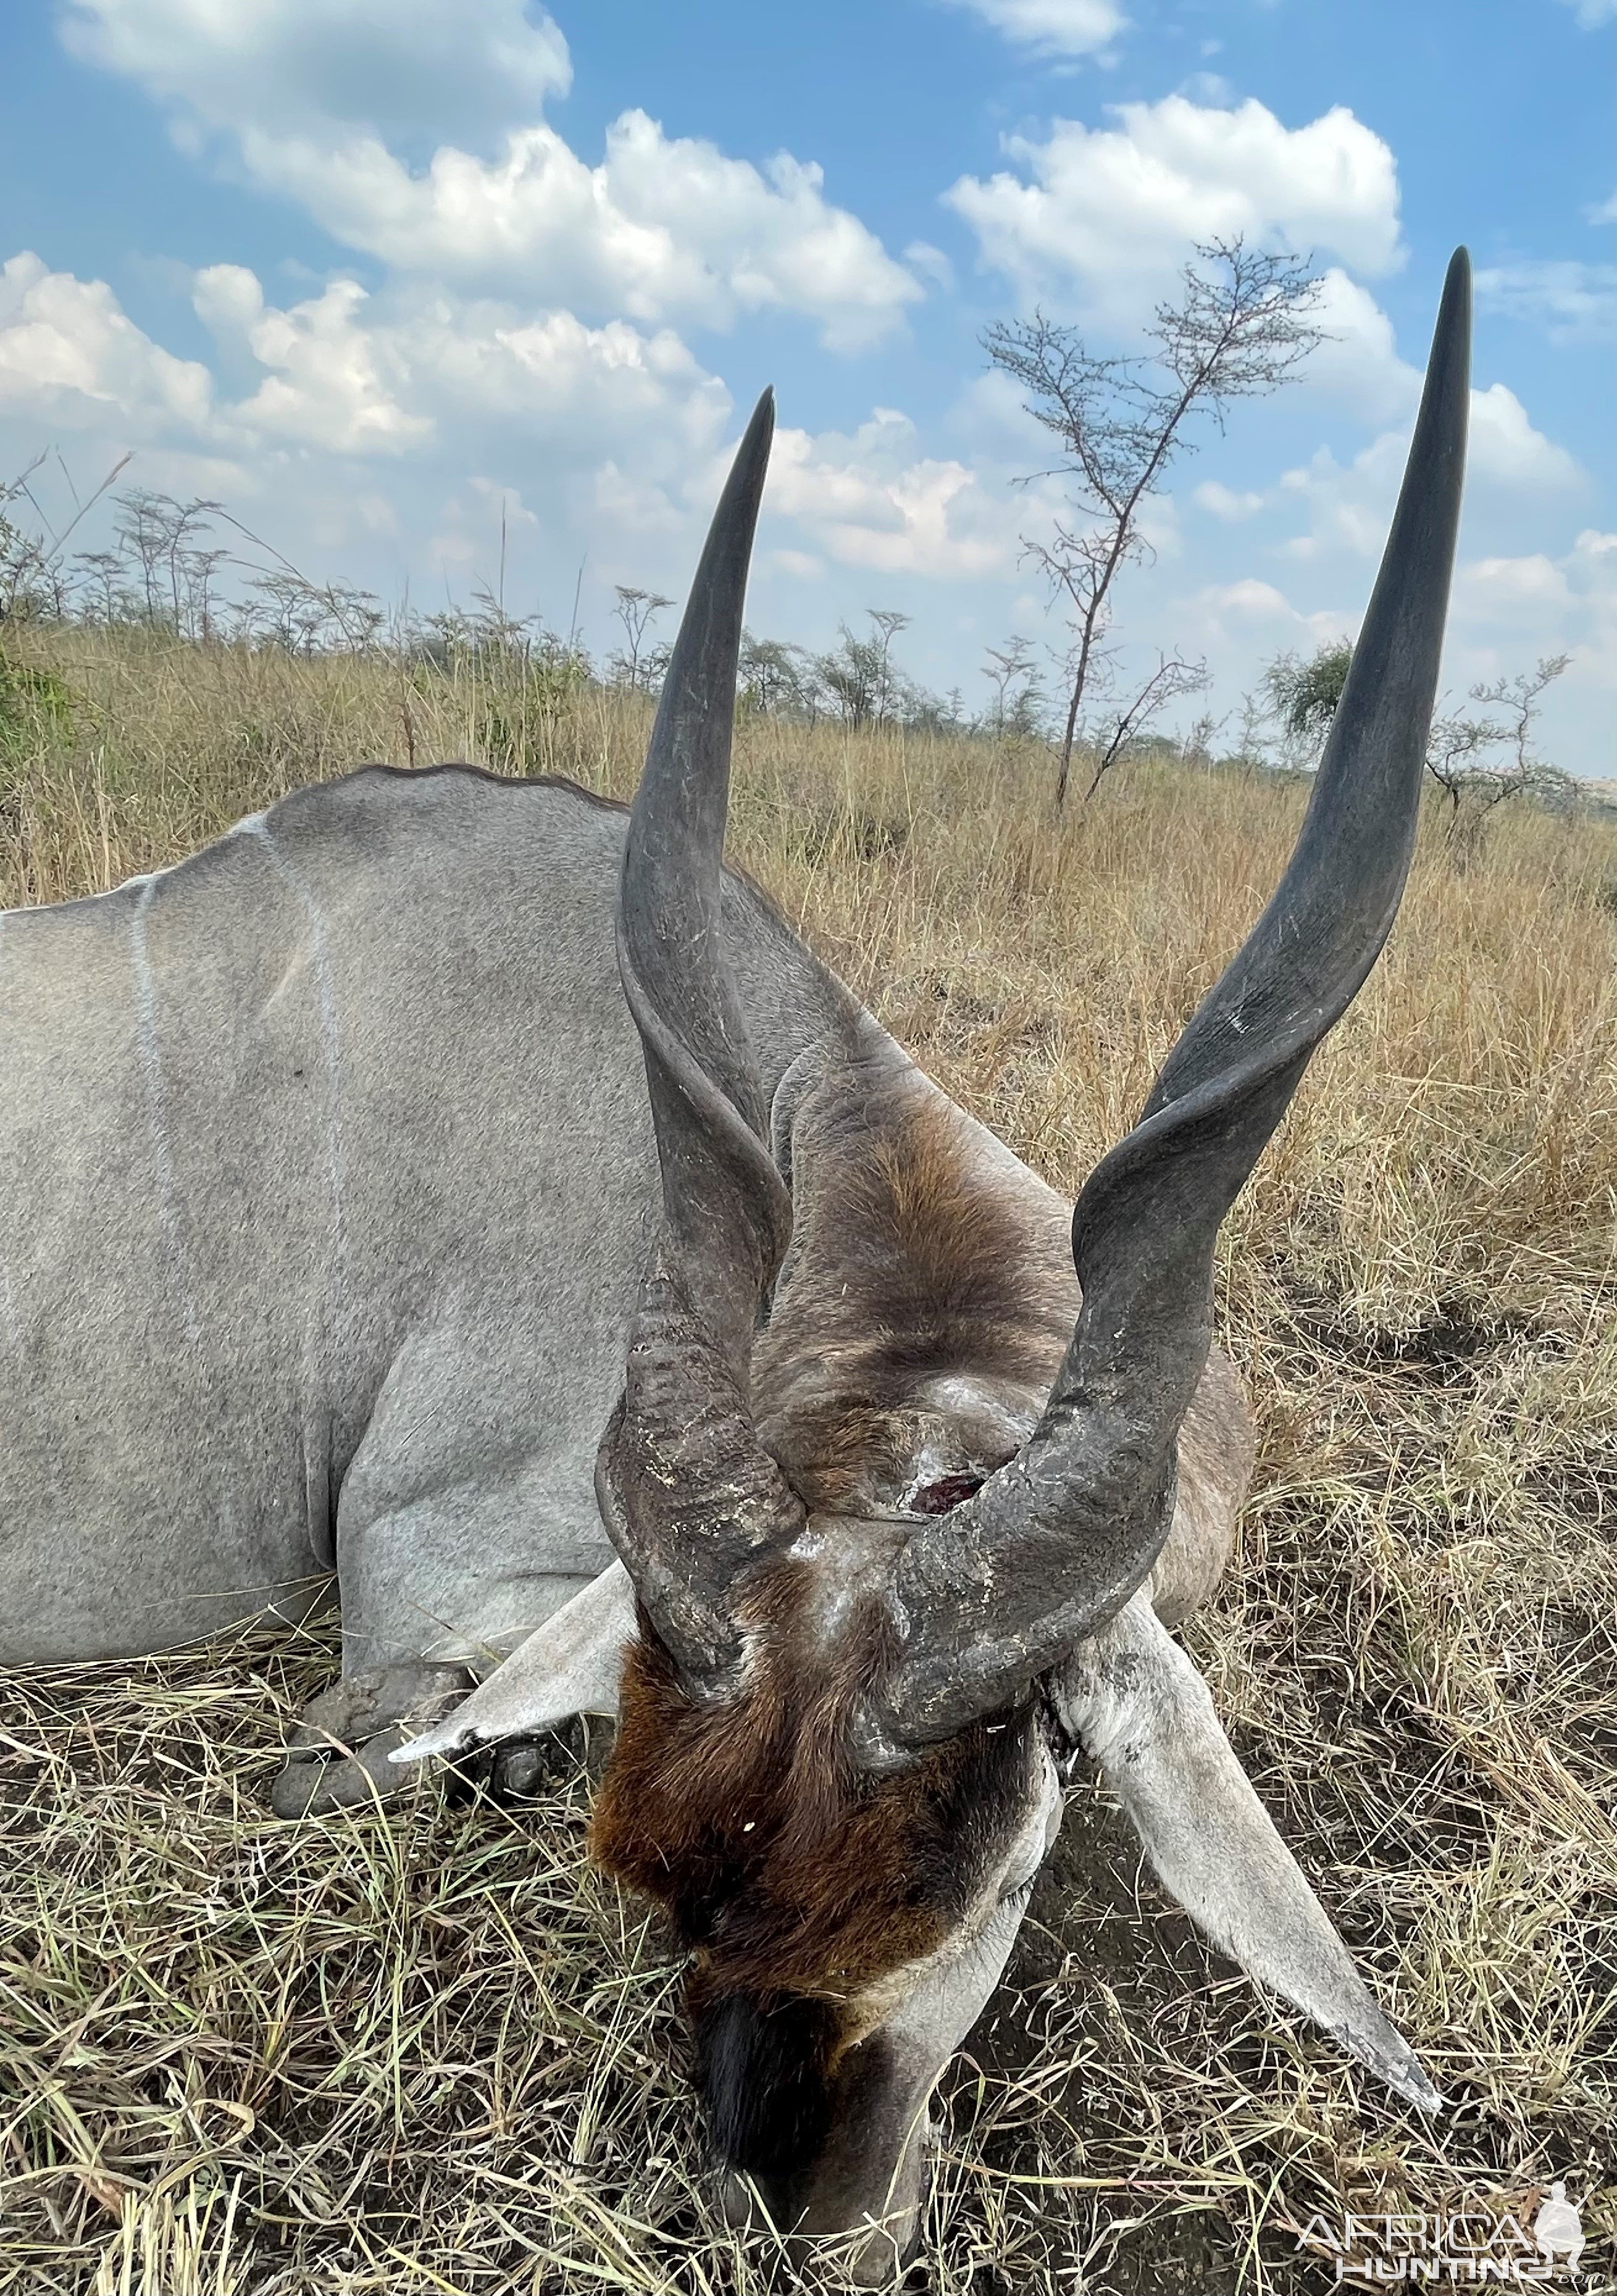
443,1730,582,1807
270,1660,473,1819
444,1735,536,1806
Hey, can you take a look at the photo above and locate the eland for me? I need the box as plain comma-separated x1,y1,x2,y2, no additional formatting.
0,254,1472,2281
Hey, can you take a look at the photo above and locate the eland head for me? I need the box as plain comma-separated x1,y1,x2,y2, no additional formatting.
399,251,1471,2279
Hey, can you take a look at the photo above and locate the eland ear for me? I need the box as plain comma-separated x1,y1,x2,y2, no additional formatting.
390,1563,637,1766
1055,1597,1442,2111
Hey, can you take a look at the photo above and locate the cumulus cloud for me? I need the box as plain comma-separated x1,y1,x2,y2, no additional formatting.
194,270,431,452
1302,267,1418,421
1128,516,1613,787
60,0,572,148
0,251,212,433
1177,525,1615,754
1182,574,1350,651
935,0,1126,58
228,111,921,348
0,244,1006,607
61,0,919,350
1455,528,1613,640
1476,258,1616,344
1468,383,1583,490
1455,551,1574,622
190,264,730,475
769,412,1017,577
0,243,742,562
10,9,1609,774
1446,530,1616,777
945,96,1404,315
1276,382,1578,563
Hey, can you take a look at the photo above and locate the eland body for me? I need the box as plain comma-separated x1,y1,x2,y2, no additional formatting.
1,256,1472,2282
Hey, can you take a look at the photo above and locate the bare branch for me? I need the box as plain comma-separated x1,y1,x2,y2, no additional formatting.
1082,654,1210,801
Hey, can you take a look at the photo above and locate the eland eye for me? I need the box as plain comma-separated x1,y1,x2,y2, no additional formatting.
908,1472,985,1516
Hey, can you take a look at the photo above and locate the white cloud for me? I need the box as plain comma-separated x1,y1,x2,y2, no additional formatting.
1249,264,1601,437
903,241,956,293
1454,528,1614,641
61,0,919,351
945,96,1403,315
1184,574,1349,646
1555,0,1615,25
191,264,730,474
61,0,572,146
936,0,1126,58
7,0,1610,779
0,247,1008,601
0,251,212,433
1468,382,1582,490
1179,72,1235,105
1194,480,1265,520
232,111,921,348
1174,527,1615,774
194,269,431,452
1276,382,1579,564
1476,258,1616,343
1447,530,1616,774
1454,551,1574,622
1302,267,1417,420
768,412,1016,577
5,244,1608,774
0,245,738,574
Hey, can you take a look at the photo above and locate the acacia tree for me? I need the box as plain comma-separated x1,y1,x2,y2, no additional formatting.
1263,639,1353,753
1425,656,1574,817
1264,638,1574,817
817,608,912,727
739,632,816,718
980,635,1041,736
611,586,674,691
986,238,1326,804
866,608,912,725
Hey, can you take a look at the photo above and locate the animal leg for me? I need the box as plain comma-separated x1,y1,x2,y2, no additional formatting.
270,1660,473,1818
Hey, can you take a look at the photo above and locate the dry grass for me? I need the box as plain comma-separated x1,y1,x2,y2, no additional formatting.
1,627,1613,2294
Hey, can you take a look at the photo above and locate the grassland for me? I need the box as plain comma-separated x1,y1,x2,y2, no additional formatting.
0,624,1613,2294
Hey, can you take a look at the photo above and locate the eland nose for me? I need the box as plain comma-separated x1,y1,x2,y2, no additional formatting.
715,2131,932,2284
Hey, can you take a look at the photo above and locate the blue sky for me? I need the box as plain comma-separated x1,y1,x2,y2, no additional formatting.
1,0,1611,769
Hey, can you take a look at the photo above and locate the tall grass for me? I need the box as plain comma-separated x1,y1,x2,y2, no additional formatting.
1,624,1612,2294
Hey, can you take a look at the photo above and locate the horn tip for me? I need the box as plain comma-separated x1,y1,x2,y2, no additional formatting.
1442,244,1469,314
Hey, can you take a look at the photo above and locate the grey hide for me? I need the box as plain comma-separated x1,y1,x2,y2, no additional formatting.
0,772,838,1669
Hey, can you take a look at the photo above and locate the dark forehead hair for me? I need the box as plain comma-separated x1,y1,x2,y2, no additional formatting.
588,1561,1040,2165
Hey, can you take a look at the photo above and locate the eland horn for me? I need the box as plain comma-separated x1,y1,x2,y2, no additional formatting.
593,390,808,1689
876,248,1472,1747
